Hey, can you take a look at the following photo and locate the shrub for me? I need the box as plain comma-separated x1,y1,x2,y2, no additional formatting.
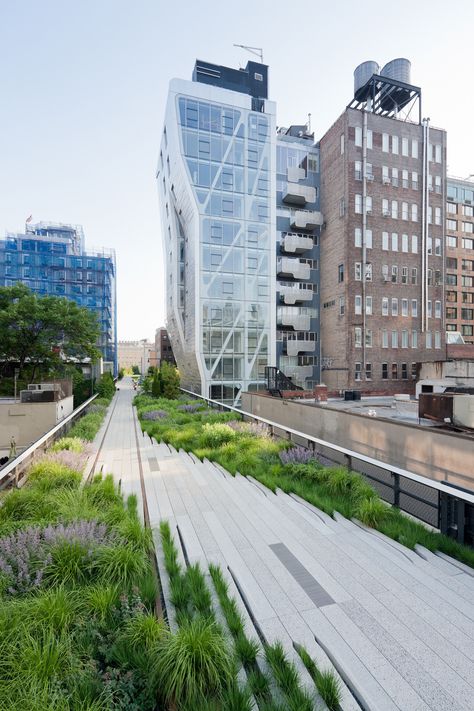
152,616,233,705
200,422,236,448
50,437,85,453
142,410,168,421
355,497,388,527
160,362,180,399
96,372,116,400
28,459,83,490
279,446,315,466
68,412,103,441
227,420,271,438
177,403,202,413
95,544,148,586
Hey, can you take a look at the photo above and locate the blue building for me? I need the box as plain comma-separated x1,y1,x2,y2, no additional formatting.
0,222,117,374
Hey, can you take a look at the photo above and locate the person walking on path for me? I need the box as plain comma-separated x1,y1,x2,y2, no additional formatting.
9,436,17,459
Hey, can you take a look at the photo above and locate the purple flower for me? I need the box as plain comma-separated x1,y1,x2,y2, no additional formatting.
142,410,168,421
279,446,315,465
177,403,202,413
227,420,271,438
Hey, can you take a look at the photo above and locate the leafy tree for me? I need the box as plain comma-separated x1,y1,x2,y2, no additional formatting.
96,372,115,399
118,368,125,380
0,284,100,377
132,365,140,375
161,362,180,399
151,368,163,398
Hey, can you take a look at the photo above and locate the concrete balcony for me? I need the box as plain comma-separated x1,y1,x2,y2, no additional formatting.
282,183,317,206
285,339,316,357
280,364,313,385
277,310,311,331
291,210,323,231
277,257,310,280
279,284,314,305
287,166,306,182
281,233,314,254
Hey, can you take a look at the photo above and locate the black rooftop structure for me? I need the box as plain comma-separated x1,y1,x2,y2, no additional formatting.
193,59,268,101
348,73,422,124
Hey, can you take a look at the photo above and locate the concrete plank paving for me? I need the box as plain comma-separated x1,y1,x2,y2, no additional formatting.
96,380,474,711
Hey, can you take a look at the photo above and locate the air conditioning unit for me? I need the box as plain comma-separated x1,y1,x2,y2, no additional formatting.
383,210,390,217
366,208,372,214
366,174,374,182
428,186,434,191
383,275,390,282
383,177,391,185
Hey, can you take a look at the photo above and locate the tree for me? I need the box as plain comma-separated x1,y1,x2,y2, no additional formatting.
0,284,101,377
151,368,163,398
96,372,115,399
161,362,180,399
132,365,140,375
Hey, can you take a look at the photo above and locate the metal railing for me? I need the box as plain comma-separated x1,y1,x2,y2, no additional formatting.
180,388,474,546
0,393,99,489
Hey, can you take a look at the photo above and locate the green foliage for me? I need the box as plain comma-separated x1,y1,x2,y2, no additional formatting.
265,642,314,711
0,283,100,376
132,365,140,375
27,460,82,492
160,361,180,399
68,411,104,441
152,616,234,705
95,372,115,399
151,368,163,398
50,437,85,453
201,422,236,448
355,497,388,527
118,368,125,380
297,645,342,710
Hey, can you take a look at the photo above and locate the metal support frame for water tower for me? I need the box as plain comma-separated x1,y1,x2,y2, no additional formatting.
348,74,422,124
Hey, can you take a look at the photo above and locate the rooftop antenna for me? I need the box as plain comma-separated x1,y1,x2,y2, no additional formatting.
307,113,312,133
233,44,264,63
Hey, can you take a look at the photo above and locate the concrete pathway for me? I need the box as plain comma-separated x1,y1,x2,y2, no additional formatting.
91,379,474,711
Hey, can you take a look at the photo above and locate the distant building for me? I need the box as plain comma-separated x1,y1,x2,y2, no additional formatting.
155,327,176,367
445,177,474,344
0,221,117,374
118,340,154,374
319,59,446,393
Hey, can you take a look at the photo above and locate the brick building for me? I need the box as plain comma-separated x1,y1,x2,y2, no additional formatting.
445,177,474,344
319,60,446,394
155,327,176,368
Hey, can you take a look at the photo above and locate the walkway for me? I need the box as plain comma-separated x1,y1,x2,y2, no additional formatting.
91,379,474,711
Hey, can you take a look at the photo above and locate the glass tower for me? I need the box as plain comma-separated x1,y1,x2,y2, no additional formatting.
158,61,276,404
0,222,117,374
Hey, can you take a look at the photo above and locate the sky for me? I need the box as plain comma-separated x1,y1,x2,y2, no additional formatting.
2,0,474,341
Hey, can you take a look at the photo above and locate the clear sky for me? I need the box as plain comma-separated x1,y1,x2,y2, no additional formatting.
2,0,473,341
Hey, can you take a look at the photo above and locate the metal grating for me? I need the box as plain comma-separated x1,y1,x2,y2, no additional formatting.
270,542,334,607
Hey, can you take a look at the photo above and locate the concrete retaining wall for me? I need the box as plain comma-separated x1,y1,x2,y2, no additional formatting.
241,392,473,490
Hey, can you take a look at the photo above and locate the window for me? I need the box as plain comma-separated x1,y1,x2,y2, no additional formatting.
401,330,409,348
392,363,398,379
355,295,362,315
222,281,233,294
435,144,442,163
412,172,418,190
392,330,398,348
401,298,408,316
447,235,457,248
382,198,389,217
392,135,399,154
411,362,417,379
367,130,373,149
340,134,345,154
462,325,474,337
426,331,432,348
338,264,344,282
435,300,441,319
411,234,418,253
428,206,433,225
366,196,373,213
435,207,441,226
463,292,474,303
366,229,373,249
391,265,398,283
435,238,441,256
391,297,398,316
366,296,372,315
354,160,362,180
447,219,457,231
411,299,418,317
401,202,409,220
402,169,409,188
382,165,389,184
391,233,398,251
428,268,433,286
391,201,398,219
392,168,398,187
462,275,474,287
462,259,474,271
447,202,457,214
463,222,474,234
445,273,458,286
401,233,409,252
355,194,362,214
382,231,389,250
411,330,418,348
401,362,408,379
365,329,372,347
461,307,474,320
382,133,389,152
401,267,408,285
447,291,457,303
411,140,418,159
355,362,362,381
354,327,362,348
427,300,432,318
355,126,362,147
382,363,388,379
427,236,433,255
355,262,362,281
339,296,345,316
365,363,372,380
339,197,345,217
463,204,474,217
402,137,409,156
463,238,474,250
382,330,389,348
411,204,418,222
254,72,263,80
411,267,417,285
382,264,389,282
446,307,457,319
382,297,389,316
354,228,362,247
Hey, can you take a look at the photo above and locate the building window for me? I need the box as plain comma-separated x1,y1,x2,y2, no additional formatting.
340,134,345,154
391,201,398,219
255,72,263,81
428,269,433,286
367,130,373,149
462,325,474,337
412,330,418,348
401,266,408,284
382,231,389,250
402,202,409,220
402,137,409,156
401,330,408,348
445,273,458,286
355,362,362,381
434,331,441,349
366,296,372,315
355,262,362,281
382,198,389,217
366,196,372,213
463,204,474,217
355,126,362,147
382,297,389,316
338,264,344,282
366,229,373,248
365,363,372,380
354,161,362,180
382,363,388,379
354,327,362,348
339,296,345,316
446,236,457,248
392,168,398,187
365,329,372,348
392,330,398,348
401,362,408,379
392,363,398,379
391,265,398,283
447,219,457,231
382,133,389,152
462,308,473,320
411,204,418,222
391,297,398,316
411,235,418,254
355,295,362,315
427,300,432,318
402,169,409,188
392,135,399,154
391,233,398,251
446,307,457,319
411,299,418,317
435,144,442,163
382,264,389,281
447,202,457,215
412,172,418,190
355,194,362,214
382,330,388,348
426,331,432,348
354,228,362,247
411,140,418,159
435,301,441,319
401,298,408,316
463,222,474,234
462,292,474,303
435,208,441,226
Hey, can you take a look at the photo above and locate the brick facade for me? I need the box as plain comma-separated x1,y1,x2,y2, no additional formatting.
320,108,446,394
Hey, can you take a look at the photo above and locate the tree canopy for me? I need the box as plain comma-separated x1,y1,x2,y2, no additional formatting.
0,283,101,375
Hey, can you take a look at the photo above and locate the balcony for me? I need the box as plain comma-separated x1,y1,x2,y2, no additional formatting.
287,167,305,182
277,309,311,331
281,233,314,254
280,365,313,385
291,210,323,231
282,183,317,206
279,284,314,305
285,338,316,357
277,257,310,280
